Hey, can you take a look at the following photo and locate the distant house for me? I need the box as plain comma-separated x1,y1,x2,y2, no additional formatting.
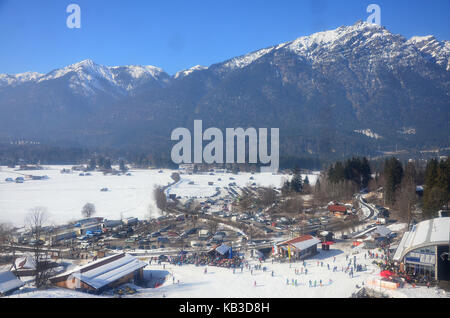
123,217,138,226
49,253,147,293
102,219,122,229
50,231,78,245
0,271,25,296
198,229,210,238
328,204,348,217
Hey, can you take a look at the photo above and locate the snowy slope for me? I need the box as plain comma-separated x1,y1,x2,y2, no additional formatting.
174,65,208,79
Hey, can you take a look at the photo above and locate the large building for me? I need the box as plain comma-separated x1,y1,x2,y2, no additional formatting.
393,217,450,281
50,253,147,293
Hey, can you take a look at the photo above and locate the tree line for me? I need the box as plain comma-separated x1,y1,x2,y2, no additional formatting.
379,157,449,221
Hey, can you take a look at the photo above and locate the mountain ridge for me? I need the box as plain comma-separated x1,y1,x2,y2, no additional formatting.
0,21,448,159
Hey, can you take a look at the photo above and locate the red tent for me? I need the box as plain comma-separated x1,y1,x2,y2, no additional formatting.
380,270,394,278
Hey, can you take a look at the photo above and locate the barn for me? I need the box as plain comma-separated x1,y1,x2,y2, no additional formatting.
50,253,147,293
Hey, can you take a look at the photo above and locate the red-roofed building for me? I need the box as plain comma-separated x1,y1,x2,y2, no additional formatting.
275,235,320,260
328,204,348,217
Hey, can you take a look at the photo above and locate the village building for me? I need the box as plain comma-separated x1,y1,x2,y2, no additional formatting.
49,253,147,293
327,204,348,217
123,217,138,226
275,235,321,260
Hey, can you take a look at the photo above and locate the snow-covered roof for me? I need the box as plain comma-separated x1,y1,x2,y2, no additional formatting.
290,237,321,251
393,217,450,261
52,253,147,290
215,244,231,256
373,226,392,238
0,271,25,294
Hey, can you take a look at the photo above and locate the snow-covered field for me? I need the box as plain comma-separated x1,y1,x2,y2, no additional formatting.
166,172,316,199
0,166,174,226
0,166,317,226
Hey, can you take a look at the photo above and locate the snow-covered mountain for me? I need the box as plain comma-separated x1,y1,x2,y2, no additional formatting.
0,72,44,88
0,59,171,96
0,21,448,158
407,35,450,71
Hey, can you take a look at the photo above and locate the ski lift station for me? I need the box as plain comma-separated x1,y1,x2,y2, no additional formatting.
393,217,450,282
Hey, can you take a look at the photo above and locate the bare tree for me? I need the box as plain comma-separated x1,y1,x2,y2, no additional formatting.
0,223,13,253
154,186,167,214
258,187,277,207
81,203,96,218
395,176,418,226
246,225,258,242
206,220,219,235
25,207,54,289
147,205,155,221
170,172,181,183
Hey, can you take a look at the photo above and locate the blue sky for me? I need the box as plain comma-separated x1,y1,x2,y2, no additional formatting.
0,0,449,75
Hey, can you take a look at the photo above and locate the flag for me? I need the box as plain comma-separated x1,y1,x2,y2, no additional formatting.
229,246,233,259
288,245,291,261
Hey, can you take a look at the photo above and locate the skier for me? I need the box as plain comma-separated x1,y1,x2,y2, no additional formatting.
320,279,322,287
327,264,330,270
309,280,312,287
271,270,274,277
254,281,257,287
286,278,289,285
305,268,308,275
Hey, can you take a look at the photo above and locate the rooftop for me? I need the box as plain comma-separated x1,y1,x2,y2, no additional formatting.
393,217,450,261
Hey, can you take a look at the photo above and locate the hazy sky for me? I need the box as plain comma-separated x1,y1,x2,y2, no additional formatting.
1,0,449,75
